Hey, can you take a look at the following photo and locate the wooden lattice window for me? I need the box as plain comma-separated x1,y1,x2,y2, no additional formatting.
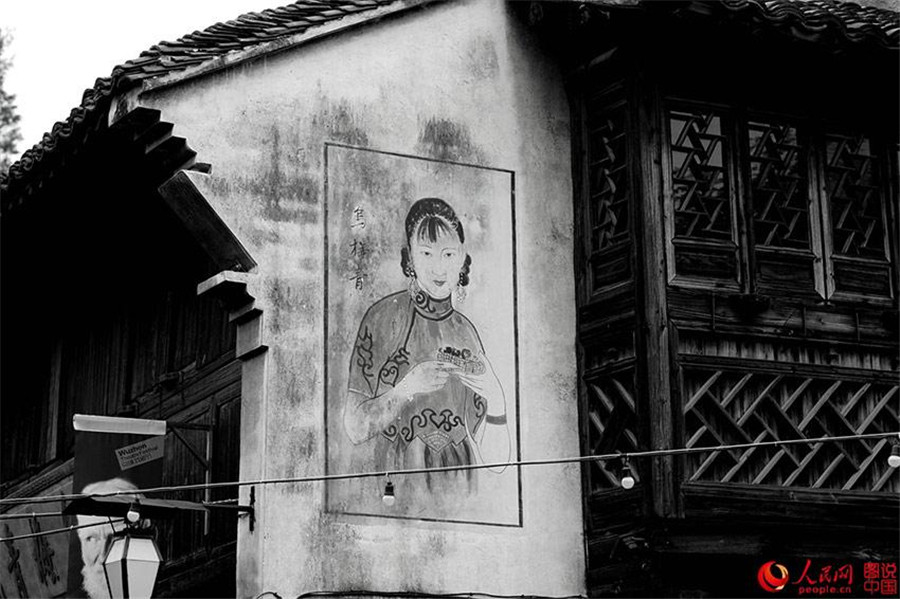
664,105,740,285
589,106,630,252
669,109,734,242
748,122,810,251
682,366,899,492
663,101,895,300
747,118,822,294
825,134,887,259
823,132,894,299
582,83,632,295
583,367,641,493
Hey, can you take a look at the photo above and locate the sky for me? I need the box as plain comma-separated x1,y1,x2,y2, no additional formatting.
2,0,283,157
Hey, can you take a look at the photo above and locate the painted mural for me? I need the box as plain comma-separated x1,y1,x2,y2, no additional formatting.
324,143,520,526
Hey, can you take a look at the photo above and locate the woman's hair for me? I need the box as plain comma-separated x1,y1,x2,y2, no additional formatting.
400,197,471,287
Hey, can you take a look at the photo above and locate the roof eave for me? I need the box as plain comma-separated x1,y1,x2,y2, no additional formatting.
138,0,437,96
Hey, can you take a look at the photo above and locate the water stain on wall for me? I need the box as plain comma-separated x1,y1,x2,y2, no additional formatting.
547,217,571,246
266,277,304,336
275,348,316,411
289,428,317,464
312,99,369,147
314,518,372,587
547,370,576,404
416,118,483,164
262,125,321,223
205,160,319,231
465,36,500,81
426,532,448,558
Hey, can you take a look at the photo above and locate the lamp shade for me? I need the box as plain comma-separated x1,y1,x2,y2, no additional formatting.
104,533,162,599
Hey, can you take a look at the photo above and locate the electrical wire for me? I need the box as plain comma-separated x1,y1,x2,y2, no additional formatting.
254,592,587,599
1,518,122,543
0,430,896,533
204,497,240,505
1,430,894,594
0,511,66,521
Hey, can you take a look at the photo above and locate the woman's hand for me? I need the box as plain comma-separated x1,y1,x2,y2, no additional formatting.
396,361,454,396
450,352,503,404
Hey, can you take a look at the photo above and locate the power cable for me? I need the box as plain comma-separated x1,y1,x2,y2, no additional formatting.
0,511,66,521
1,519,122,543
255,592,587,599
1,431,896,508
0,430,897,540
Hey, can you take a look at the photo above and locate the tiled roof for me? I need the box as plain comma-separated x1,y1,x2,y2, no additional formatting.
1,0,397,193
719,0,899,48
2,0,897,193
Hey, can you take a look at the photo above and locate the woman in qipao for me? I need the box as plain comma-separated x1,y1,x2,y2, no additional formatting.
343,197,510,497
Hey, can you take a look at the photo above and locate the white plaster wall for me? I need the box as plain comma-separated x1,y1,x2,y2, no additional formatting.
141,0,583,595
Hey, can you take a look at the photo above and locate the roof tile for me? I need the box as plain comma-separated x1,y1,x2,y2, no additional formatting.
3,0,898,192
2,0,397,191
720,0,899,47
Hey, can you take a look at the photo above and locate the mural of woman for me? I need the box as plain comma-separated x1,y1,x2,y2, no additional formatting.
343,197,511,495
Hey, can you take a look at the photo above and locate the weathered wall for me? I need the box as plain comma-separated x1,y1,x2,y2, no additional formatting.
140,0,583,595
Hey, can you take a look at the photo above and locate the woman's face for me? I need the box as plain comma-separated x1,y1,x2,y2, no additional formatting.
409,227,465,300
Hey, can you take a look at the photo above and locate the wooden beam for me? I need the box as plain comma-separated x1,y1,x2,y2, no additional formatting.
43,340,62,464
157,170,257,274
632,45,678,518
682,481,900,529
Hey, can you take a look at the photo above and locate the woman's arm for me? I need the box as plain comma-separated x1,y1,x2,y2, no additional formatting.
455,353,511,469
343,385,409,445
343,360,455,445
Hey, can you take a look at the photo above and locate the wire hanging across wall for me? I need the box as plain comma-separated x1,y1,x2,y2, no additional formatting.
1,430,898,544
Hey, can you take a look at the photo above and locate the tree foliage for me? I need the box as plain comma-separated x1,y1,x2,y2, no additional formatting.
0,29,23,173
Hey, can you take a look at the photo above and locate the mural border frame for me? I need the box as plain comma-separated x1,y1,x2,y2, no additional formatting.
322,141,523,527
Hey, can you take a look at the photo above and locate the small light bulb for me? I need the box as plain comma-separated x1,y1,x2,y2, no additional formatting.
126,503,141,524
382,480,395,507
620,459,635,489
888,445,900,469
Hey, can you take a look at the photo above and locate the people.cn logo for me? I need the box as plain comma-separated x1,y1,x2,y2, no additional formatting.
758,561,790,592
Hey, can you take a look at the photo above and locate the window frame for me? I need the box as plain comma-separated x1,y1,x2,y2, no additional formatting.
740,108,826,299
661,97,744,292
662,97,897,305
815,123,896,303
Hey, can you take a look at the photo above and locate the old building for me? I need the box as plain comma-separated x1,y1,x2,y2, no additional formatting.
2,0,897,597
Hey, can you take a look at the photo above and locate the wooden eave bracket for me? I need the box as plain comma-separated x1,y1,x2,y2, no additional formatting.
198,271,267,361
158,170,257,274
108,86,145,129
198,271,256,313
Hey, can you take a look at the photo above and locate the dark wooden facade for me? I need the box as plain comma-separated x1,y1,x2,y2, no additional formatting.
1,107,242,597
533,2,899,596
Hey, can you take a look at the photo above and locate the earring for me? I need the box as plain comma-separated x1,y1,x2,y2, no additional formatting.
455,285,467,303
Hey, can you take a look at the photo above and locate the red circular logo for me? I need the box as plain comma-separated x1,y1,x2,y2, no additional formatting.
758,561,790,593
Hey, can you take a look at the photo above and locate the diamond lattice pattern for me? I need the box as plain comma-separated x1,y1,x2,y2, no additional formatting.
588,105,630,253
584,369,640,492
669,109,734,241
825,133,887,260
748,121,811,250
683,368,899,492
